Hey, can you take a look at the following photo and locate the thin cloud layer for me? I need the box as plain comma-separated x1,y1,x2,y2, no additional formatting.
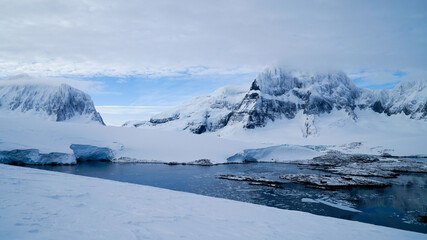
0,74,111,95
0,0,426,84
96,105,172,126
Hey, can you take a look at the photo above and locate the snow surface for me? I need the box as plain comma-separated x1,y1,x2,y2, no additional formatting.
215,109,427,156
0,109,262,164
0,164,424,240
1,107,426,165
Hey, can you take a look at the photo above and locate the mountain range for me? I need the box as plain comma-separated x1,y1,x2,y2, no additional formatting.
123,67,426,136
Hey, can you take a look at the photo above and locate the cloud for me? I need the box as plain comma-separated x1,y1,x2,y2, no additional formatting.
95,105,172,126
0,74,115,95
0,0,426,85
116,79,127,84
348,69,427,89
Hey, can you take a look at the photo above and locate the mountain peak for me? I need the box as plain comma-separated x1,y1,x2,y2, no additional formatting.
255,67,357,96
0,81,105,125
125,66,426,135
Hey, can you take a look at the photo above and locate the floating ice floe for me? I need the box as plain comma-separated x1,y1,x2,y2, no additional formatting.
227,144,324,163
217,174,285,188
301,198,361,213
294,151,427,178
280,174,390,189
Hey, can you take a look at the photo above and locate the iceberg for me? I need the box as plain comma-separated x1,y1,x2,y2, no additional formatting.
227,144,323,163
70,144,114,162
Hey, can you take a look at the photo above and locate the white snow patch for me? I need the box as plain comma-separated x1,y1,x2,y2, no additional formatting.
216,109,427,156
228,144,324,163
301,198,362,213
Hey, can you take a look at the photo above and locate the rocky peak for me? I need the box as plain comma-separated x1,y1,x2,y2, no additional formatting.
0,81,105,125
128,66,426,135
227,68,360,129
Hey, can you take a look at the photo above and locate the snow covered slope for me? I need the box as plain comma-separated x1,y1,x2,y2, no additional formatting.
1,164,424,240
0,76,104,124
217,109,427,156
1,104,425,165
123,84,249,133
0,111,262,164
358,79,427,119
128,67,426,135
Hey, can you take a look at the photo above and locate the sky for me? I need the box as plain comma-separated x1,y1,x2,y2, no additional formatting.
0,0,426,125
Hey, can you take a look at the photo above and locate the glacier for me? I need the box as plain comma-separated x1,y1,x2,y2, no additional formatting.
0,149,75,165
70,144,114,162
0,144,116,165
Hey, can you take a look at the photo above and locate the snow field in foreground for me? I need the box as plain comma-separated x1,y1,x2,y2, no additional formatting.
0,164,425,240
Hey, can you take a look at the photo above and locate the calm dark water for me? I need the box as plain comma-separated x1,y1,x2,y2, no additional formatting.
29,162,427,234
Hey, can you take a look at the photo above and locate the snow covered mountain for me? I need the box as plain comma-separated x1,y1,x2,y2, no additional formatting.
0,78,104,125
124,67,426,135
124,84,250,133
358,79,427,119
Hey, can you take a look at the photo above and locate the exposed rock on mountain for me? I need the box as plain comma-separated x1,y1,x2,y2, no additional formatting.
124,67,426,135
0,79,104,125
